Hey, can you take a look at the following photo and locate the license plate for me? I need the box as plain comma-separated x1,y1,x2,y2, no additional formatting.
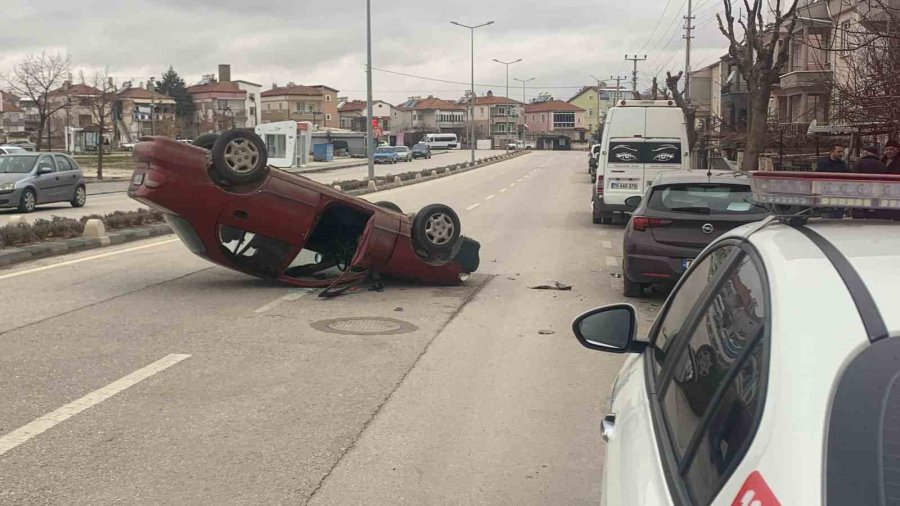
682,258,693,270
610,182,638,190
131,173,144,186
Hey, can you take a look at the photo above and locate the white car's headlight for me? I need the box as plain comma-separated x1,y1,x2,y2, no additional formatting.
0,182,15,191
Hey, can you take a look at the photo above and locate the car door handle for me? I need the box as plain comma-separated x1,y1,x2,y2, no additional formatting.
601,413,616,442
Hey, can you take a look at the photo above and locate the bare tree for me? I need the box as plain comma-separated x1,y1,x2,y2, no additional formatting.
665,71,699,152
718,0,799,170
80,69,116,180
3,52,71,151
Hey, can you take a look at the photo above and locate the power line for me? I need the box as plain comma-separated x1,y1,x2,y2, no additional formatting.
370,66,600,90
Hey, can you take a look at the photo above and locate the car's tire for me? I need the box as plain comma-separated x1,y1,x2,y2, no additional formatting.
623,276,645,298
412,204,461,256
210,130,268,185
592,215,602,224
374,201,402,213
18,188,36,213
71,185,86,208
193,133,219,151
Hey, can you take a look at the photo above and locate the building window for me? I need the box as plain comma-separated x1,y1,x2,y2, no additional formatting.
587,109,592,117
267,103,271,111
841,21,851,51
326,114,331,121
553,112,575,128
541,114,546,123
249,93,256,101
326,95,332,102
217,100,228,111
296,102,303,111
279,103,283,111
250,107,256,117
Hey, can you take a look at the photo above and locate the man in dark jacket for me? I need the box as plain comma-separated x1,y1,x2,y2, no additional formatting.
881,139,900,174
855,145,888,174
816,143,849,172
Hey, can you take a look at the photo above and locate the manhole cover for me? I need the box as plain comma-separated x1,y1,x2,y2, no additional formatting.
311,317,418,336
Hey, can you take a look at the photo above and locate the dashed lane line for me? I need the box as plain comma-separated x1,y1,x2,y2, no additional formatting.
601,240,613,249
0,353,191,456
485,195,495,201
500,188,507,193
466,203,481,211
254,288,317,314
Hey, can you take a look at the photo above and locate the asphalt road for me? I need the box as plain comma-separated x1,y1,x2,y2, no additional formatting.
0,149,507,226
0,151,665,504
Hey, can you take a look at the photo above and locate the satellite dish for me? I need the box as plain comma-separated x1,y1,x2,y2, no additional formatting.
726,69,737,85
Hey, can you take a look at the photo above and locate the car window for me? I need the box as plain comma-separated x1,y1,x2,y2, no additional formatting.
652,245,737,372
37,155,57,172
660,254,767,504
648,184,768,215
55,155,73,171
0,155,38,174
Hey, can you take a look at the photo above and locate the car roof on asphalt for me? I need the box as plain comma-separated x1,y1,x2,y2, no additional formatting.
653,169,752,185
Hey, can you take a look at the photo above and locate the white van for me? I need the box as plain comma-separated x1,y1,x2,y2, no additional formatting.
592,100,690,224
424,133,459,150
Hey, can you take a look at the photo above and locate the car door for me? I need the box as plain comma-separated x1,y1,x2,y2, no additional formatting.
33,154,61,203
648,244,770,505
602,244,741,505
54,155,79,201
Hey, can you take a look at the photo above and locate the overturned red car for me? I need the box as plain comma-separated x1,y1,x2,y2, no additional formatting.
128,130,480,290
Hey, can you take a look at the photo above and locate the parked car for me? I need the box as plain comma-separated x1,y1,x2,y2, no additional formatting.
621,170,769,297
128,131,480,290
374,146,400,164
506,140,525,150
9,141,36,152
594,100,690,224
0,145,28,155
0,152,87,212
411,143,432,159
572,170,900,506
121,141,137,151
393,146,413,162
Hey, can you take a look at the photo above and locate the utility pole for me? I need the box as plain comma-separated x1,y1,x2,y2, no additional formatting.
610,75,627,104
366,0,374,180
149,77,156,136
683,0,695,101
624,54,647,94
513,77,534,143
590,74,604,142
494,58,521,149
452,20,494,163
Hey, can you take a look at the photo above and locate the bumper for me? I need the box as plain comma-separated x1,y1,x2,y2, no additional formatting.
593,195,630,217
0,188,24,208
624,244,701,284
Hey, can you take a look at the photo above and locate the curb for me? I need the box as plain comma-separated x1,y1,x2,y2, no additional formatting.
342,150,532,197
0,223,173,269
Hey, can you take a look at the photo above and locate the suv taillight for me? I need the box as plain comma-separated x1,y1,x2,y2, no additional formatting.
596,175,604,195
632,216,672,232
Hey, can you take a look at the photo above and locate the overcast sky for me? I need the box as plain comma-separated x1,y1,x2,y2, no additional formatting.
1,0,733,104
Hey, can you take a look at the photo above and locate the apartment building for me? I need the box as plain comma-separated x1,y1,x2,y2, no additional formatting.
260,84,339,129
470,91,524,148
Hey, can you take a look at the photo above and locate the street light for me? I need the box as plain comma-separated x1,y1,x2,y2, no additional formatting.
513,77,534,143
451,20,494,163
493,58,522,149
365,0,374,180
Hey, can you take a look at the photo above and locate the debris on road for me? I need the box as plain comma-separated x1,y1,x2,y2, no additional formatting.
394,307,404,312
610,273,623,279
528,281,572,291
538,329,556,335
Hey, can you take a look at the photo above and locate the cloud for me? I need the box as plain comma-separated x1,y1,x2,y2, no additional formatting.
1,0,735,103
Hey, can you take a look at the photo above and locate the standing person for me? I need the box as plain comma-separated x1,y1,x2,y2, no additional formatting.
855,145,888,174
816,142,849,172
881,139,900,174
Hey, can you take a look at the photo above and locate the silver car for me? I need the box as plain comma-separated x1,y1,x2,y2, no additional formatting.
393,146,413,162
0,153,87,213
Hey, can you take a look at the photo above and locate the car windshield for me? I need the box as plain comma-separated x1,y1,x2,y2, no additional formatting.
0,155,38,174
394,147,409,152
413,144,426,150
376,147,393,153
648,183,769,215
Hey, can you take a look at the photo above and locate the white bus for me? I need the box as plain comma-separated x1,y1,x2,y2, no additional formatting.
424,133,459,150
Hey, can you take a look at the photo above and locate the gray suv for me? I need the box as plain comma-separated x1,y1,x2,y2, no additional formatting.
0,153,87,212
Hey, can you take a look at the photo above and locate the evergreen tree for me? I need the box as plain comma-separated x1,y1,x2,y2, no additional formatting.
156,66,195,137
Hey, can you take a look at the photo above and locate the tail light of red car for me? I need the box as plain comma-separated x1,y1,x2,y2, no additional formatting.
596,175,604,195
631,216,672,232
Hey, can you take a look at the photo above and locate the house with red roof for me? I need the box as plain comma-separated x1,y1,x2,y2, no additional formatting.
393,96,467,144
470,90,524,148
523,99,587,148
115,84,177,141
337,100,395,136
0,91,27,142
260,83,339,129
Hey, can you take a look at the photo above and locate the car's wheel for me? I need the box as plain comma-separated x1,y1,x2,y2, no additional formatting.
374,201,402,213
71,185,86,208
623,276,645,298
193,133,220,151
18,188,36,213
412,204,461,255
210,130,268,185
592,215,602,224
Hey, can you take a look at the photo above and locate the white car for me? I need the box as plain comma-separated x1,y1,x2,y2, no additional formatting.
573,170,900,505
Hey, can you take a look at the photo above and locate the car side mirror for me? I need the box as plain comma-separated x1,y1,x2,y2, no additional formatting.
572,304,644,353
624,195,642,210
37,166,53,175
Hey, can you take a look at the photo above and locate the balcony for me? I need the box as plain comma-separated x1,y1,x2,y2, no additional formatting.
436,119,465,128
779,69,831,93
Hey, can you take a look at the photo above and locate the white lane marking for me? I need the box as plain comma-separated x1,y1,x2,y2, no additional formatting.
601,240,613,249
0,354,191,456
254,289,316,314
0,238,179,282
606,256,618,267
466,203,481,211
517,178,524,182
510,182,516,187
485,195,495,201
499,188,507,193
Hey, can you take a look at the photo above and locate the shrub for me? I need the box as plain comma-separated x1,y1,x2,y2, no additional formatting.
1,208,165,249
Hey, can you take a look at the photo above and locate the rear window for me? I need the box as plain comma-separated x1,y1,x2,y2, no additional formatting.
376,147,393,153
648,184,768,215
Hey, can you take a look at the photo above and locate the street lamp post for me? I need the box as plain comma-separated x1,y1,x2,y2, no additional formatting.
451,20,494,163
493,58,522,149
513,77,534,143
365,0,375,180
149,77,156,136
